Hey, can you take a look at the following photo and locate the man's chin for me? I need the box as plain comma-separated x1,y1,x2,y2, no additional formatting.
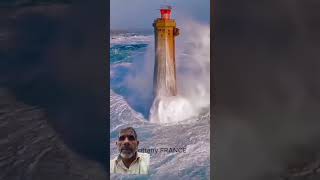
120,152,134,159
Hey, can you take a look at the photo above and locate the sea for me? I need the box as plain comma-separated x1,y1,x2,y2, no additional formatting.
110,28,210,179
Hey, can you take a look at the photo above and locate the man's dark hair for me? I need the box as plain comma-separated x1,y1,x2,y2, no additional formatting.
119,127,138,140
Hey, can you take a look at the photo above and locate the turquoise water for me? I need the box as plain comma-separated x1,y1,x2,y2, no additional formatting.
110,44,148,64
110,33,153,118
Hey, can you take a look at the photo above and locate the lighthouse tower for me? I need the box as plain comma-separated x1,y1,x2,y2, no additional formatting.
153,5,180,98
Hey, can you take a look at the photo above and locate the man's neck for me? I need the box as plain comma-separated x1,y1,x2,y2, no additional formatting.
122,152,137,169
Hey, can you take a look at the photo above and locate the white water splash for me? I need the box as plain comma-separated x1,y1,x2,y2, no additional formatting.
110,34,152,46
149,95,196,124
150,20,210,124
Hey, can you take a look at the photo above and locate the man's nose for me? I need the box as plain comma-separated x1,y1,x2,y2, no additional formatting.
123,137,130,144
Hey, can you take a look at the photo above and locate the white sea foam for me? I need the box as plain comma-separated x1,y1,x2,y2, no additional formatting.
110,34,152,46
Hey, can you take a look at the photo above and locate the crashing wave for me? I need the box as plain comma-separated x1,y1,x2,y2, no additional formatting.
111,33,152,46
110,90,146,131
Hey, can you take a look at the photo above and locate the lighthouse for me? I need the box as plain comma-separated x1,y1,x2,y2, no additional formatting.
153,5,180,98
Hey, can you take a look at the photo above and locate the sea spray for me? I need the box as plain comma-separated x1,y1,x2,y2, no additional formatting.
113,20,210,123
150,20,210,124
149,95,196,124
175,20,210,112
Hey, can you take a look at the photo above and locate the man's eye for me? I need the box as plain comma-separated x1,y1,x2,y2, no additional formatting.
118,135,136,141
128,135,135,141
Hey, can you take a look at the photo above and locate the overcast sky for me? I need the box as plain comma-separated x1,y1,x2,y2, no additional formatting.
110,0,210,31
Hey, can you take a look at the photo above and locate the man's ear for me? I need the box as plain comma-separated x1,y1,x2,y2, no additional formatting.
116,141,118,146
137,140,139,146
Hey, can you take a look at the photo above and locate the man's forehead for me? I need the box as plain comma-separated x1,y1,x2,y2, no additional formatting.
119,129,135,136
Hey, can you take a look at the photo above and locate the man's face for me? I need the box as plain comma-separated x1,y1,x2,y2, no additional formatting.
116,129,139,159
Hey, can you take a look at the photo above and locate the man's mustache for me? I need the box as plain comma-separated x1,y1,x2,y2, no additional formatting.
121,147,133,152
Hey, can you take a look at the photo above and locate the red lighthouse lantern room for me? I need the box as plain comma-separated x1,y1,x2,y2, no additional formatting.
160,6,172,20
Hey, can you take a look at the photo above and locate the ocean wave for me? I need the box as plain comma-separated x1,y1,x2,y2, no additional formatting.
110,99,210,179
110,33,152,46
110,82,210,179
110,44,148,64
110,89,146,131
109,27,210,179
